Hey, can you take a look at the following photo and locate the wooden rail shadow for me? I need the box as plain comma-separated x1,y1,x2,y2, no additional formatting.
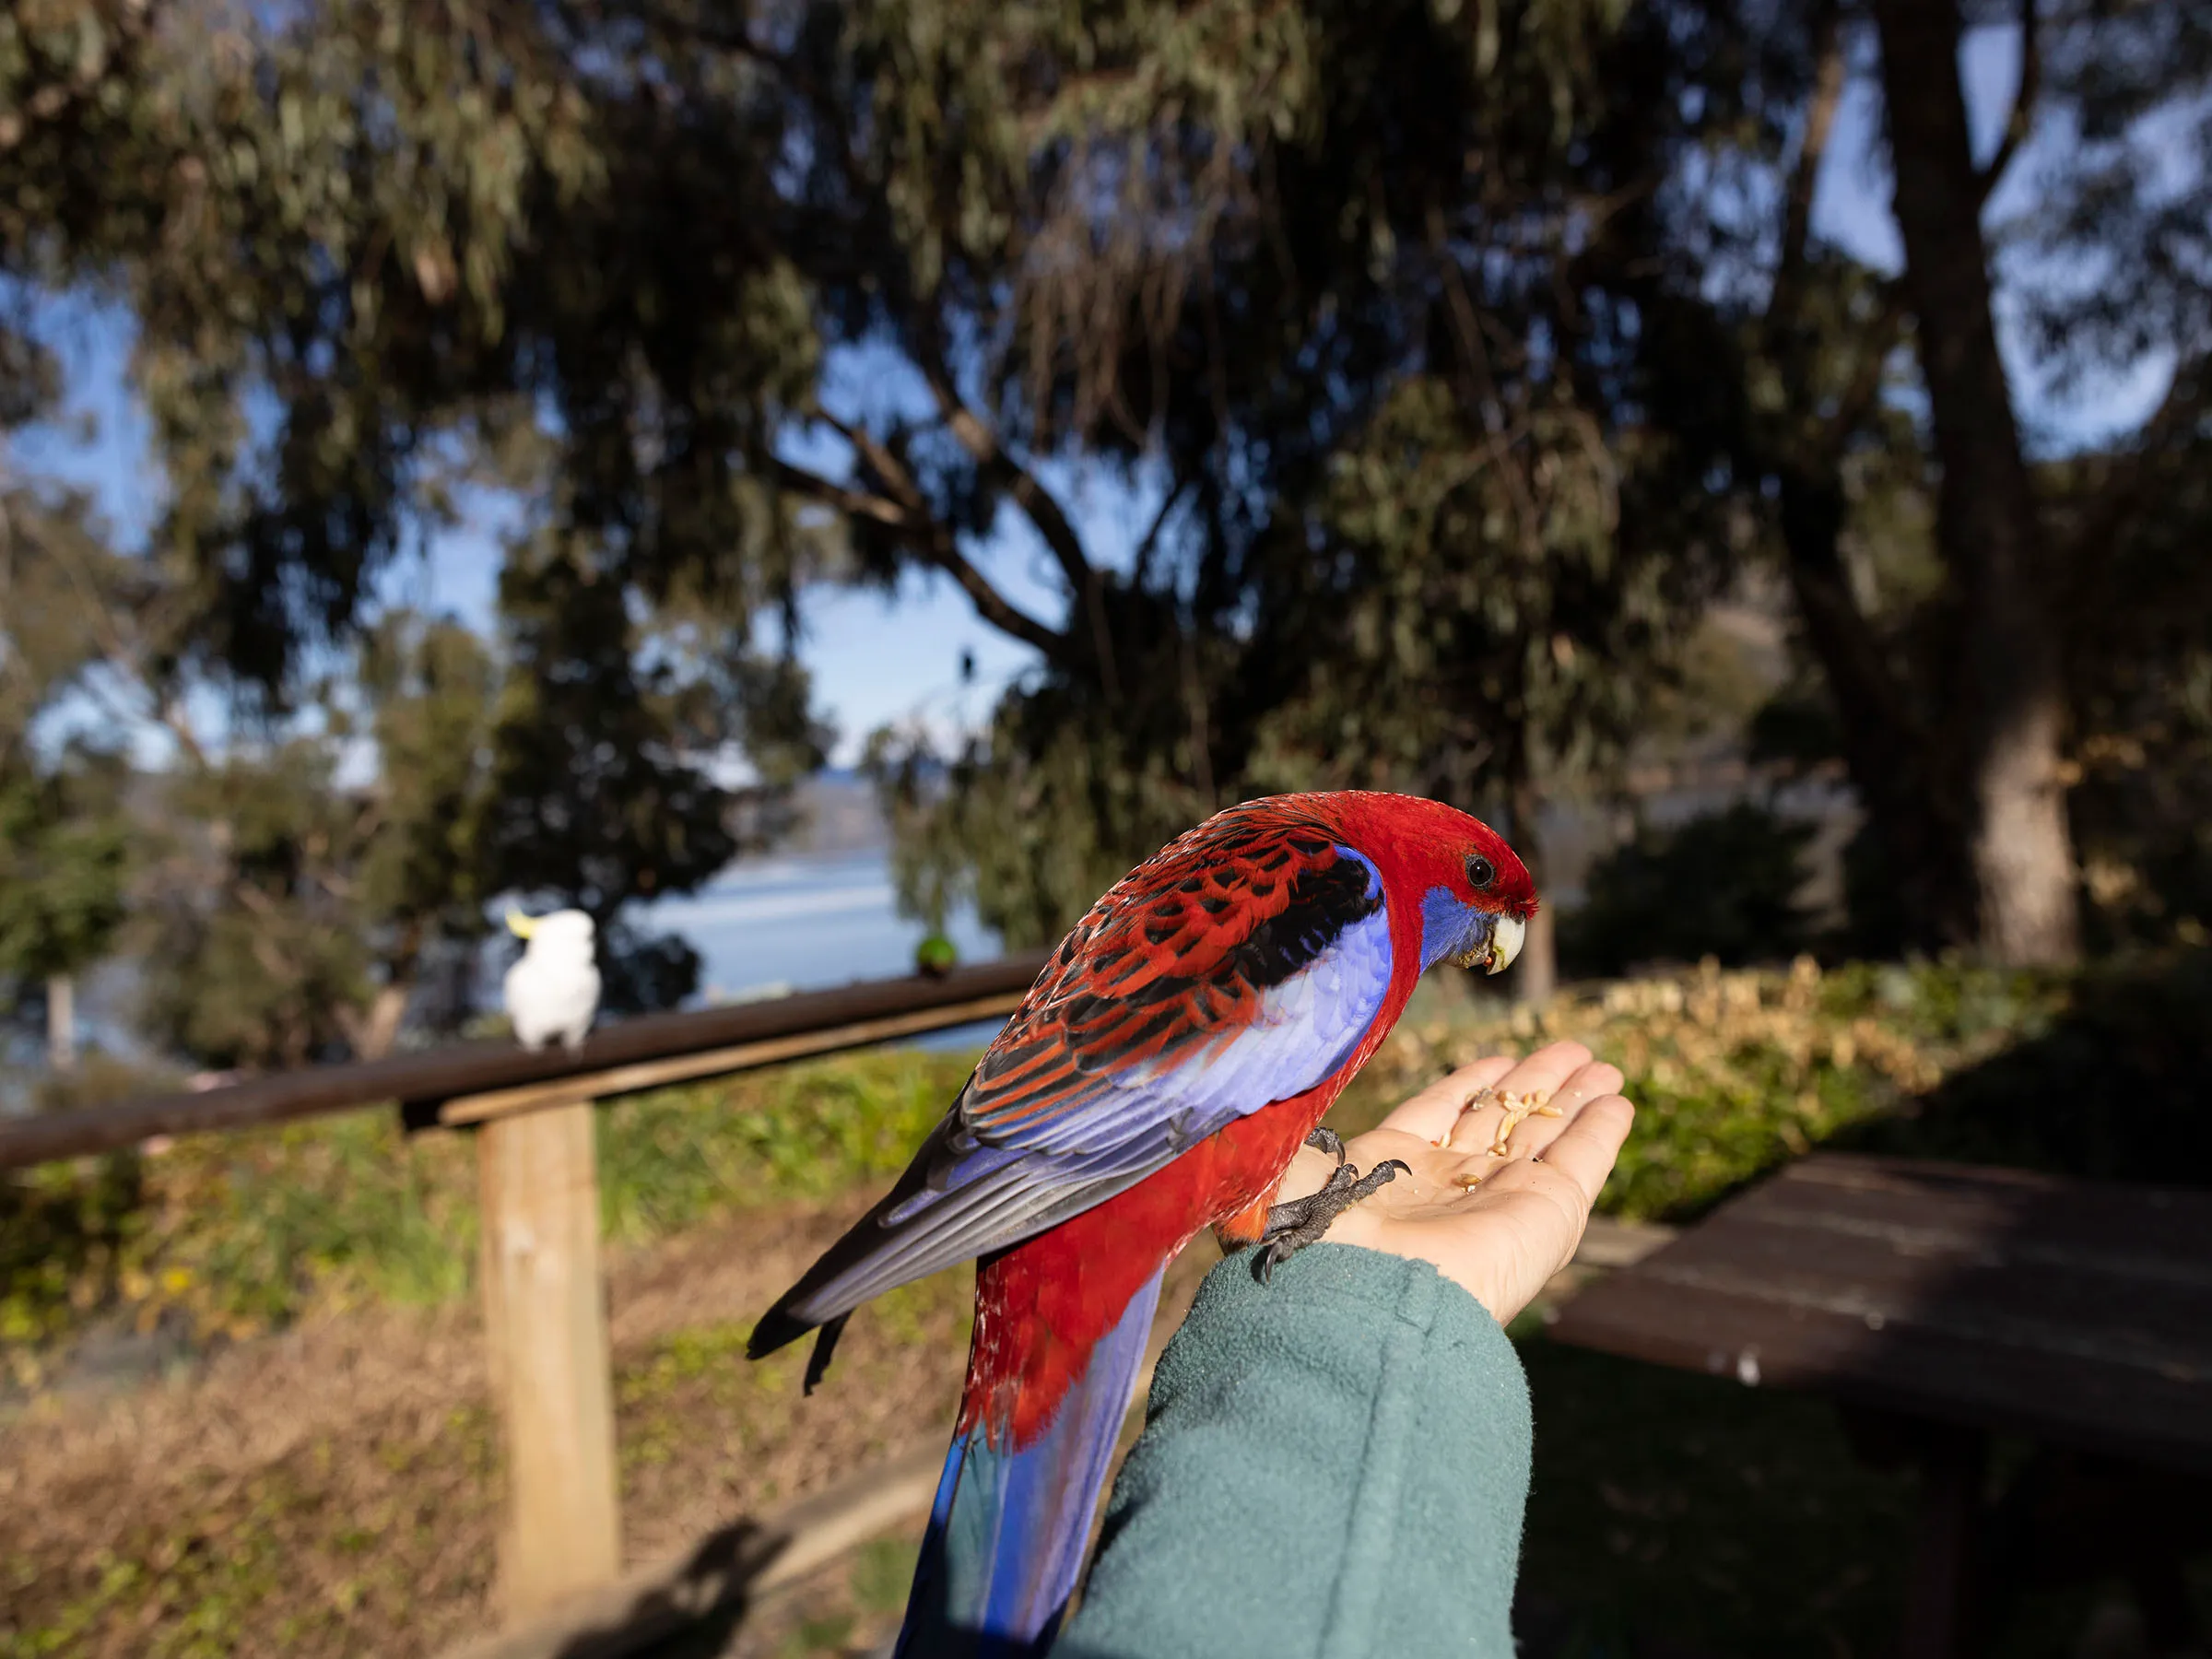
443,1444,946,1659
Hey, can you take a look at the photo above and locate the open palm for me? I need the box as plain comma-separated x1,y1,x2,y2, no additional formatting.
1268,1041,1635,1325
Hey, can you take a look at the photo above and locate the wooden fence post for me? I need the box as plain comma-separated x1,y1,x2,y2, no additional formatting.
477,1100,623,1622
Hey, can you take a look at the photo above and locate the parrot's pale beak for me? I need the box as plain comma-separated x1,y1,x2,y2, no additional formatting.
1447,912,1527,974
506,909,537,939
1483,913,1526,976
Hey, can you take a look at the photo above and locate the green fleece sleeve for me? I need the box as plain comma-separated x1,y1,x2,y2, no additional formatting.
1053,1242,1532,1659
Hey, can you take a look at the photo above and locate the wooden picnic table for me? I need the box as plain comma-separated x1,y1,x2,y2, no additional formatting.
1550,1152,2212,1657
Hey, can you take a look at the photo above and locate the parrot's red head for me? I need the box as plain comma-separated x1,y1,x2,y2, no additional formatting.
1306,791,1538,975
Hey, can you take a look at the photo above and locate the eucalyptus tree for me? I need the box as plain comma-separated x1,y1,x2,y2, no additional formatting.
1712,0,2211,962
6,0,1732,987
10,0,2206,1023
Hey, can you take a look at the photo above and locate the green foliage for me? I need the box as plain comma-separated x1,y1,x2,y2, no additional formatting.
0,469,141,1036
1331,955,2069,1225
134,741,382,1069
0,569,809,1065
20,1051,180,1117
477,545,830,1014
2038,389,2212,950
0,1151,145,1357
350,614,501,938
0,0,2206,1058
593,1048,976,1245
0,0,840,1065
1560,803,1818,977
0,1047,978,1380
858,0,1747,935
1849,944,2212,1186
14,0,1736,957
0,746,131,992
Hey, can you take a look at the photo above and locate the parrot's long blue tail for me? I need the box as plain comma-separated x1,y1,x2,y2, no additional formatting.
893,1265,1165,1659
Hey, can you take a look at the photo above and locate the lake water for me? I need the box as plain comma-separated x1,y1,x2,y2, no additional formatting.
644,847,1007,1049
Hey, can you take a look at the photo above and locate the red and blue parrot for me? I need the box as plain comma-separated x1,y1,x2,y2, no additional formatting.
747,791,1535,1655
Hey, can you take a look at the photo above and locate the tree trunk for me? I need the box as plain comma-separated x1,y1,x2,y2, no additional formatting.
337,982,412,1061
1509,778,1558,1005
1518,900,1558,1006
359,983,410,1061
1872,0,2080,966
46,973,76,1072
1776,470,1979,950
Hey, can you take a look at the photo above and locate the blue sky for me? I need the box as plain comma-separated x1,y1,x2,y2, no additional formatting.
8,18,2177,769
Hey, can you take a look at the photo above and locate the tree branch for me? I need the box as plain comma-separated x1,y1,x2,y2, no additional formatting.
1974,0,2040,210
1812,286,1908,469
814,410,930,517
769,457,1076,665
609,5,801,75
770,455,908,528
915,357,1099,601
1426,201,1545,561
912,351,1121,701
1770,0,1845,339
1131,476,1192,591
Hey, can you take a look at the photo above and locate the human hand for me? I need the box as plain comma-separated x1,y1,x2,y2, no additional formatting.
1270,1041,1634,1324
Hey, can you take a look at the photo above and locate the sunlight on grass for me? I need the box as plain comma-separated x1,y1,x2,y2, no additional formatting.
1331,956,2065,1222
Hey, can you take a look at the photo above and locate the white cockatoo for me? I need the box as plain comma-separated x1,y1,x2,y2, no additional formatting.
501,908,602,1053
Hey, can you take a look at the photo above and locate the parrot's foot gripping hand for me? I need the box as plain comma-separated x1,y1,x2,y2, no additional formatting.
1304,1124,1347,1165
1252,1157,1410,1283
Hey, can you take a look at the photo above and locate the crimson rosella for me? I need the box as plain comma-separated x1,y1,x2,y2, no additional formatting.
747,791,1535,1656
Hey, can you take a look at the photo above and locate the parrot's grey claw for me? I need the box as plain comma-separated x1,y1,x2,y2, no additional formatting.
1303,1125,1347,1165
1253,1159,1411,1283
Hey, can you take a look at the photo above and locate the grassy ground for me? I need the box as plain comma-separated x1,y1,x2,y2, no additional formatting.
4,947,2207,1655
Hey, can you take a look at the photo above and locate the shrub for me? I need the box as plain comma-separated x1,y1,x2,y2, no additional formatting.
1561,803,1819,977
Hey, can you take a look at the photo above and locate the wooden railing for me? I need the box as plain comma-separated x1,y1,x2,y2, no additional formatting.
0,951,1050,1630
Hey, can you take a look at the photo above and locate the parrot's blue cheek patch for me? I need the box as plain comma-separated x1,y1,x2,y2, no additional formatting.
1418,884,1488,971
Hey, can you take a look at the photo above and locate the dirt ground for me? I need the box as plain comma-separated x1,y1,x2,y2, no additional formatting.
0,1194,1220,1659
4,1193,946,1657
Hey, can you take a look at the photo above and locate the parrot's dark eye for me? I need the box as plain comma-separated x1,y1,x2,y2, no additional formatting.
1465,853,1497,891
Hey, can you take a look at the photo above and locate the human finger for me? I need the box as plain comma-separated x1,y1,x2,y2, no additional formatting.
1440,1041,1593,1153
1528,1094,1634,1211
1500,1060,1624,1161
1382,1053,1518,1142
